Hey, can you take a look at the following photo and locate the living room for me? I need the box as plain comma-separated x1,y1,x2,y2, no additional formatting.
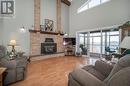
0,0,130,86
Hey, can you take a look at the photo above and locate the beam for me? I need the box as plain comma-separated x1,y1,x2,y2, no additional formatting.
61,0,71,6
34,0,40,30
57,0,61,33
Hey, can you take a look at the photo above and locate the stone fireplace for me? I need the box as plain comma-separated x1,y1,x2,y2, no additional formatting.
41,38,57,54
29,0,64,57
29,31,64,57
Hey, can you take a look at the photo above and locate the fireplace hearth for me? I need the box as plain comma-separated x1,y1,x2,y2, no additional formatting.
41,38,57,54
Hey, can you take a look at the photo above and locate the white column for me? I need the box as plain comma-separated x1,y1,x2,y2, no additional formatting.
76,32,80,53
87,32,90,57
100,30,103,58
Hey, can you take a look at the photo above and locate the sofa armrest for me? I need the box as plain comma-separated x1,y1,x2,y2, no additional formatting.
16,59,27,68
0,58,17,69
94,60,113,77
107,67,130,86
69,68,106,86
0,57,27,69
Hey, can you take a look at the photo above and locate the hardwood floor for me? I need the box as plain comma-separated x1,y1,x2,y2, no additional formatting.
10,56,98,86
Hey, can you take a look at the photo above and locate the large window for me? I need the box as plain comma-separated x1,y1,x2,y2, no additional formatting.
77,0,110,13
78,29,120,55
102,30,119,54
89,0,100,8
79,34,84,45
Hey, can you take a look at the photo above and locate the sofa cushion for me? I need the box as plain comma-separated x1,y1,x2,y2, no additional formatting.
83,65,105,81
70,68,106,86
94,60,113,77
87,67,106,81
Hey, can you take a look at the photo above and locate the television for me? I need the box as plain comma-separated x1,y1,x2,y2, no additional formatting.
63,38,76,45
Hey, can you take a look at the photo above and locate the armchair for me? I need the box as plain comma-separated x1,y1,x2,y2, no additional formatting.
68,54,130,86
0,45,28,85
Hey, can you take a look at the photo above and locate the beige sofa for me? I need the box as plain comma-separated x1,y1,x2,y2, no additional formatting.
68,55,130,86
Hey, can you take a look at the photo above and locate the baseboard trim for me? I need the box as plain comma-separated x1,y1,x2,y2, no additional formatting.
30,53,65,61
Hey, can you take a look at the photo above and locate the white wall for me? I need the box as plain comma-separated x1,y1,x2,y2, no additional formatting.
61,3,69,34
0,0,70,55
0,0,34,55
41,0,57,31
0,19,3,44
69,0,130,36
41,0,69,34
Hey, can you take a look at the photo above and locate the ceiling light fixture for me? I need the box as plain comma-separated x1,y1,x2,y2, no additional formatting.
20,26,26,33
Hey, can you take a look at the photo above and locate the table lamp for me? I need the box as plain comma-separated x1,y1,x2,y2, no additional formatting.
9,40,17,52
120,36,130,55
8,40,18,58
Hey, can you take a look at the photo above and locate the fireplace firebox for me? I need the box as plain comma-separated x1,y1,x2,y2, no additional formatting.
41,38,57,54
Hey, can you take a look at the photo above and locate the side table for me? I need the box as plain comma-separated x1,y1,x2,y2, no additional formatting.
0,67,6,86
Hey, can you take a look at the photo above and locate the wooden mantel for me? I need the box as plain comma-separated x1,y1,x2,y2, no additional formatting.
29,29,64,35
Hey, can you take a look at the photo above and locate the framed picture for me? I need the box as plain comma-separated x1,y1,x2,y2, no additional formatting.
0,0,15,18
45,19,54,32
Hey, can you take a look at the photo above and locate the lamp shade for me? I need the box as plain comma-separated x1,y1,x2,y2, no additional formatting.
9,40,16,45
120,36,130,49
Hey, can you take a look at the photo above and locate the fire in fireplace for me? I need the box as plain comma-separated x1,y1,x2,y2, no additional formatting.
41,38,57,54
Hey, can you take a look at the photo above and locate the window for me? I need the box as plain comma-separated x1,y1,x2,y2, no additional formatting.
101,0,110,3
102,30,119,54
89,31,101,53
89,0,100,8
79,36,84,44
79,34,85,45
77,0,110,13
109,31,119,50
77,29,120,55
79,33,88,47
77,2,89,13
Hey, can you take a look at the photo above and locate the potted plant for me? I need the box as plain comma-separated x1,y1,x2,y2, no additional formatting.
79,44,87,55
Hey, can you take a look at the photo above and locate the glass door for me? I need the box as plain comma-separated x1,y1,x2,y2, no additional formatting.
76,28,120,57
102,30,120,54
89,31,101,54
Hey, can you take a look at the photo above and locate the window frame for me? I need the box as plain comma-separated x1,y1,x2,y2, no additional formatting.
77,0,110,13
78,29,120,55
